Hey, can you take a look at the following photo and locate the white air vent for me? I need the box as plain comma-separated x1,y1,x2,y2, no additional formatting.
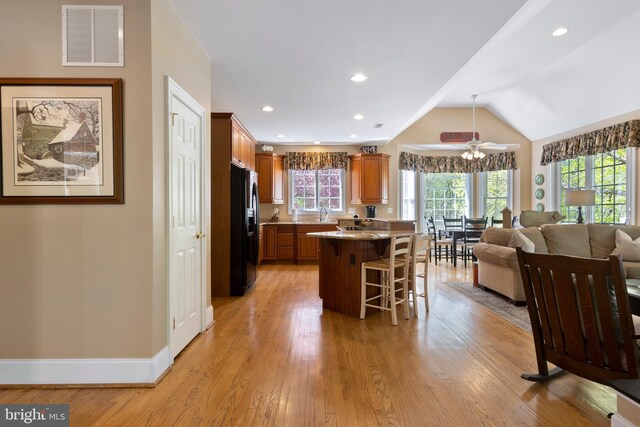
62,5,123,67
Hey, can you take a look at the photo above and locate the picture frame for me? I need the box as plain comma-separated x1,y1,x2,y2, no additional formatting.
0,78,123,204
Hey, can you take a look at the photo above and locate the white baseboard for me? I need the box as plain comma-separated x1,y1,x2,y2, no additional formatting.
0,346,170,385
205,304,214,329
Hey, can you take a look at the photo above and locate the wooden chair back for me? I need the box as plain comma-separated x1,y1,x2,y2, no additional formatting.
463,216,487,243
442,216,463,230
516,248,639,384
490,217,503,227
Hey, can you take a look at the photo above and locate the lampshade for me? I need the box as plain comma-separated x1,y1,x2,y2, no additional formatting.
565,189,596,206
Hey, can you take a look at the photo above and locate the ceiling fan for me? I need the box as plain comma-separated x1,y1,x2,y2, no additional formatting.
461,94,497,160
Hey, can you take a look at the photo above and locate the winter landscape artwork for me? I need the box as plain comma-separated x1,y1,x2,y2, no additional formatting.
0,78,123,204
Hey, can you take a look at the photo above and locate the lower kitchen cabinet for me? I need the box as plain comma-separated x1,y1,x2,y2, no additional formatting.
260,223,336,263
263,225,277,261
296,225,335,261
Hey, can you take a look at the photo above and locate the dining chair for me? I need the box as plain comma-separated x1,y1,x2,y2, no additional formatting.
461,216,487,267
442,216,464,263
490,217,503,227
426,216,453,264
516,248,640,384
408,233,431,315
442,216,463,230
360,236,412,325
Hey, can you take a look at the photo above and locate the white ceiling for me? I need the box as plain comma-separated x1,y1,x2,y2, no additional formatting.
168,0,640,145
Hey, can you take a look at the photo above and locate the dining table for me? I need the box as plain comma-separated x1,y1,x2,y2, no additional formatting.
438,229,484,267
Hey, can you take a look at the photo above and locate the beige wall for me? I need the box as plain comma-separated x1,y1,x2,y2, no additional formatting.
0,0,210,359
261,108,530,223
531,109,640,224
150,0,212,356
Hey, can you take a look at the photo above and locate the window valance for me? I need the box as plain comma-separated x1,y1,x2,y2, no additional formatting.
399,151,517,173
284,152,348,170
540,119,640,166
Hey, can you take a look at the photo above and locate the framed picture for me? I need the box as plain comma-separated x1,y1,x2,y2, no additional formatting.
0,78,123,204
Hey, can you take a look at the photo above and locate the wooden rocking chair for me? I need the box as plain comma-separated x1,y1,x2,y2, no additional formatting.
516,248,640,385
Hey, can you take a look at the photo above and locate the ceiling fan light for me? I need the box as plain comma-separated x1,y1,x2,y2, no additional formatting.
473,150,481,158
478,151,486,159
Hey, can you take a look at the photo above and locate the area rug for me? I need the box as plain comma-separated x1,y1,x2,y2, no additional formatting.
444,282,532,333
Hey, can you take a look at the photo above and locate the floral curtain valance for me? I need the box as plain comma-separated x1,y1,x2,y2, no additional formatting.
399,151,517,174
284,152,348,170
540,119,640,166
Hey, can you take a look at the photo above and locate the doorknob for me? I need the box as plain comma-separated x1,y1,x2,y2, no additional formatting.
195,231,205,239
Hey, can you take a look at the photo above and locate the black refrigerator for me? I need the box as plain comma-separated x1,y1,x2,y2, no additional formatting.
230,164,260,296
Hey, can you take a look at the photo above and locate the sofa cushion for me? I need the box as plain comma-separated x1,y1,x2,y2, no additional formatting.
588,224,640,259
624,261,640,279
518,227,548,254
508,230,535,253
481,227,513,246
540,224,590,257
612,229,640,262
473,242,518,269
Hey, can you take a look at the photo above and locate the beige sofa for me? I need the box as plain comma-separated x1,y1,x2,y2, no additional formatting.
472,224,640,304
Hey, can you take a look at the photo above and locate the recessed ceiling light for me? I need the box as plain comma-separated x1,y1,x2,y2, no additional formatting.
313,141,321,145
277,134,285,138
552,27,568,37
353,114,364,120
261,105,274,112
350,134,357,138
350,73,367,82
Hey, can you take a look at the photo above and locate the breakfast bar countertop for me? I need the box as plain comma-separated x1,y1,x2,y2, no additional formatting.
307,230,415,240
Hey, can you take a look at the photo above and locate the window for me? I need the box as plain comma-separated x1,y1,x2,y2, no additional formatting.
400,170,416,220
290,169,344,212
482,170,512,221
423,173,470,228
556,148,633,224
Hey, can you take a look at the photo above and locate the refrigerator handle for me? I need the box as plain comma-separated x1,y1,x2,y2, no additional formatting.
251,183,260,264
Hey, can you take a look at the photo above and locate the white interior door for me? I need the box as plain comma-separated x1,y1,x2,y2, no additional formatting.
170,92,203,358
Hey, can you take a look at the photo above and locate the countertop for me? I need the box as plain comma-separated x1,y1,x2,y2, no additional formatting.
306,230,415,240
260,220,339,225
259,218,414,226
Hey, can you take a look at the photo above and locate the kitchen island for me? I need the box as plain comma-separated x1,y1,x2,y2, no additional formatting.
307,230,416,317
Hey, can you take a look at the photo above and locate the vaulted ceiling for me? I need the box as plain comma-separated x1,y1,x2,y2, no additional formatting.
169,0,640,145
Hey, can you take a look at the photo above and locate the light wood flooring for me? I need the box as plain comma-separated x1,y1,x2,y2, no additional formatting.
0,262,615,426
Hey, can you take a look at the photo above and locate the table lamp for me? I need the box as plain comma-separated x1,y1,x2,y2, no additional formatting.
565,189,596,224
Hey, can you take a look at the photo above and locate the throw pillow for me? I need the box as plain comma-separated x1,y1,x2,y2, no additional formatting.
508,230,535,253
611,229,640,261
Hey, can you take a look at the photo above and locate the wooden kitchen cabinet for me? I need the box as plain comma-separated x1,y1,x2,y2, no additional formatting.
263,225,277,261
260,223,336,263
211,112,258,297
296,225,335,261
349,153,390,205
256,153,284,204
276,224,294,260
228,116,256,171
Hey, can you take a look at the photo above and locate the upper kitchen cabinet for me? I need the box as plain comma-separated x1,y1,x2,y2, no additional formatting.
214,112,256,171
255,153,284,205
349,153,389,205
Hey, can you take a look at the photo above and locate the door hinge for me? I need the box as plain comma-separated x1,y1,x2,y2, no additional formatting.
172,216,176,228
173,318,176,330
171,112,178,126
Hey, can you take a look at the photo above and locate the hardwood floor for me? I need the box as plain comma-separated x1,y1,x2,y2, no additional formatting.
0,262,615,426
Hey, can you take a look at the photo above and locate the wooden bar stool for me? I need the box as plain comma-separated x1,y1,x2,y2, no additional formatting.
408,233,431,315
360,236,412,325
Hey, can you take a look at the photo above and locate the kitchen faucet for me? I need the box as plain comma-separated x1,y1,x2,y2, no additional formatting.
319,207,329,222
